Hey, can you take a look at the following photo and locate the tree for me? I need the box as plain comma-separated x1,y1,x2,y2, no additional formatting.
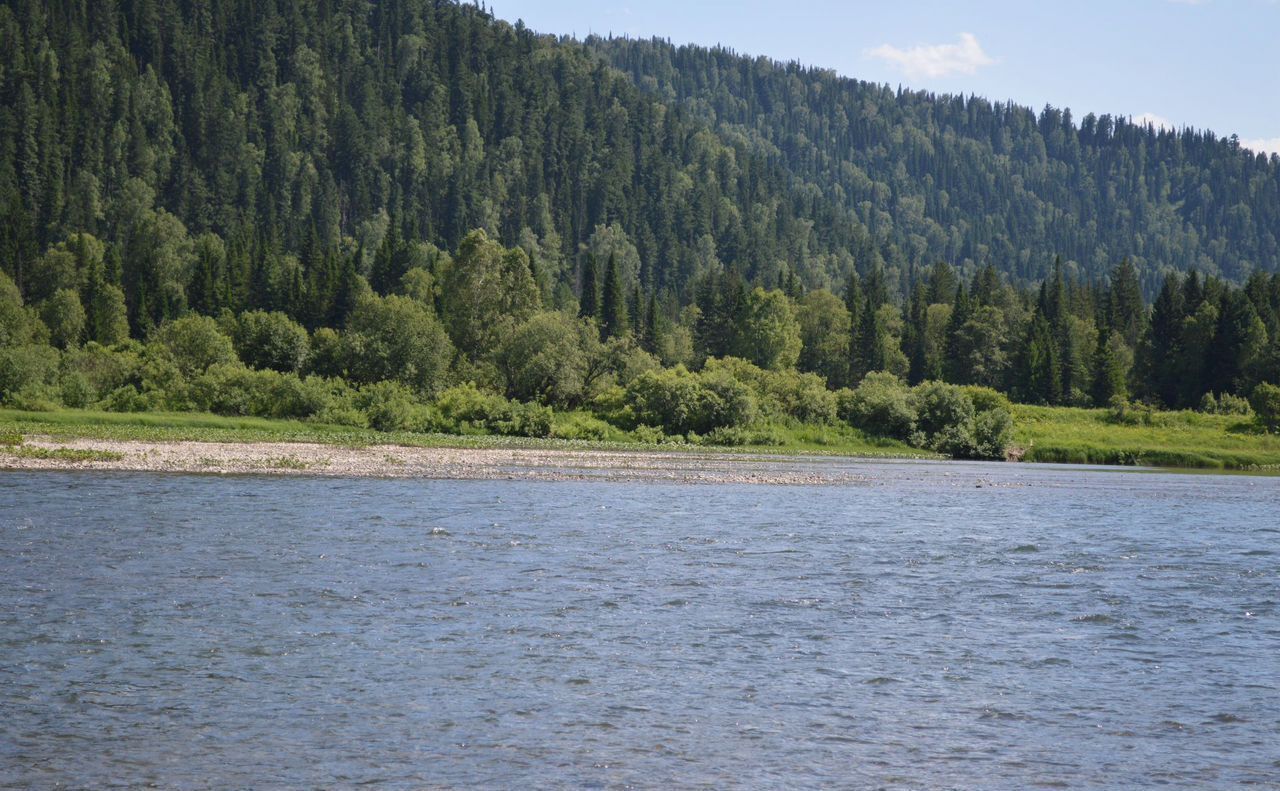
440,230,540,359
235,310,311,373
343,294,454,395
796,289,850,385
494,312,599,406
579,254,600,321
1107,258,1144,348
41,289,86,349
1251,383,1280,432
734,288,801,371
0,271,36,347
152,315,237,376
1019,312,1061,405
1091,330,1130,405
601,252,629,339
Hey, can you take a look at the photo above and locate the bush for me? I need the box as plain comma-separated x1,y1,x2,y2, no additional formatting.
58,371,94,408
61,342,144,403
234,310,310,372
354,380,421,432
188,364,335,420
1199,391,1254,416
1251,383,1280,432
629,425,667,444
152,315,237,376
838,372,916,440
101,384,150,413
553,412,623,441
343,294,453,395
624,366,758,436
971,408,1015,460
0,344,60,404
1107,397,1157,426
705,357,836,423
911,381,976,441
433,383,554,438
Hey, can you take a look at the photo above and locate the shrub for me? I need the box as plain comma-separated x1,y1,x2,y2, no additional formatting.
152,315,237,376
553,412,622,441
58,371,94,408
838,372,916,440
971,408,1015,460
911,381,976,441
1200,391,1254,416
188,364,334,420
354,380,420,432
629,425,666,444
433,383,554,438
0,344,60,404
624,366,758,436
101,384,150,412
61,343,144,403
234,310,310,372
705,357,836,423
1251,383,1280,433
1217,393,1254,416
1107,396,1157,426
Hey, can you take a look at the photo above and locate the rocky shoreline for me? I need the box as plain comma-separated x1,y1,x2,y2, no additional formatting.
1,435,877,486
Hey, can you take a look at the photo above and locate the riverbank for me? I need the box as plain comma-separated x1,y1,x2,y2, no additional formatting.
1,433,895,485
3,404,1279,477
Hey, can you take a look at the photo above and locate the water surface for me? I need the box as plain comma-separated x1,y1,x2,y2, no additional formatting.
2,462,1278,788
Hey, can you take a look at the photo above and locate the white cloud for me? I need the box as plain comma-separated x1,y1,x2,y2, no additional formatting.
1240,137,1280,157
1133,112,1175,131
865,33,996,80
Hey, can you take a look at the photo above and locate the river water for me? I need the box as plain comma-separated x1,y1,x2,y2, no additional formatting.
2,462,1278,788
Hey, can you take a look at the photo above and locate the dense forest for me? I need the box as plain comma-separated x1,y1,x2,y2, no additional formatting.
1,0,1279,449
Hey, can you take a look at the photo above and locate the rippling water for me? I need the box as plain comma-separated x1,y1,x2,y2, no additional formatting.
2,462,1278,788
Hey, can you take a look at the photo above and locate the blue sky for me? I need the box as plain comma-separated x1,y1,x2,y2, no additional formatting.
485,0,1280,156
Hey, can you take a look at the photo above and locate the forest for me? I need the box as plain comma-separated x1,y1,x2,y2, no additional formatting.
2,0,1279,455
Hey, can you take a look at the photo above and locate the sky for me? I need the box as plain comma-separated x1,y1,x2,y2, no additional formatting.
485,0,1280,156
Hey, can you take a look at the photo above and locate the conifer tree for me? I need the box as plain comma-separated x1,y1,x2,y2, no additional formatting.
601,252,629,339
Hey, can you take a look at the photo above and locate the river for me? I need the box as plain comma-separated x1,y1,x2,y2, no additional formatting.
2,462,1277,788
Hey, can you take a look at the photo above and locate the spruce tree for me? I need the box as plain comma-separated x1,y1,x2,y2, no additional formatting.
601,252,629,339
579,254,600,322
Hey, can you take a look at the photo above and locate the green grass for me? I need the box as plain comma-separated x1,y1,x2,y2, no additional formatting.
0,406,933,460
7,404,1273,472
2,445,124,462
1014,405,1280,471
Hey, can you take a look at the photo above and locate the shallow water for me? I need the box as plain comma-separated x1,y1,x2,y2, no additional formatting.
2,462,1278,788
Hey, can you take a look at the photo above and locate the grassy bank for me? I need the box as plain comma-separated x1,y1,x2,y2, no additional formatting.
5,405,1278,472
0,407,935,460
1015,405,1280,471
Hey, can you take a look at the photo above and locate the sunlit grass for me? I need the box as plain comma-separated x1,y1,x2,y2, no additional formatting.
6,405,1273,471
1014,405,1280,471
0,407,931,459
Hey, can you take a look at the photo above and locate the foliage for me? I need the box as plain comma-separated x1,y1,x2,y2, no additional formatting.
342,294,453,395
838,372,916,441
234,311,311,373
1251,383,1280,433
151,315,237,376
624,366,758,436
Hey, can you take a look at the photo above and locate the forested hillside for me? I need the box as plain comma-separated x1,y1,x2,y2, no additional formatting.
1,0,1279,445
592,37,1280,292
